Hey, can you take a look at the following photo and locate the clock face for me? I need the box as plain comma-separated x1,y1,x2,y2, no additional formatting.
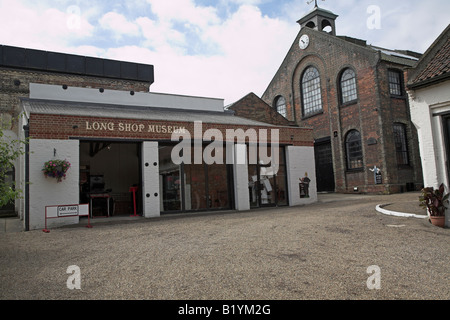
299,35,309,50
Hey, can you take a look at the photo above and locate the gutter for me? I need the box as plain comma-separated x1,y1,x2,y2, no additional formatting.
407,73,450,91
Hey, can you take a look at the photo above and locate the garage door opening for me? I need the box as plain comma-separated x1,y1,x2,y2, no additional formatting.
80,141,141,217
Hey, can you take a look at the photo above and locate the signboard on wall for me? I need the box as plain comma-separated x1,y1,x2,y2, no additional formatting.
375,171,382,185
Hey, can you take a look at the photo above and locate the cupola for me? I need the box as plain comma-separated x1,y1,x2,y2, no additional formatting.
297,0,338,36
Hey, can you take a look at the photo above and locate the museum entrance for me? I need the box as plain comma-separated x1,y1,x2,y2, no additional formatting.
158,144,234,213
248,146,288,208
79,141,142,217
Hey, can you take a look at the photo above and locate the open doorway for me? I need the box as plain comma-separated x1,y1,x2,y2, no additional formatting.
248,146,288,208
80,141,141,217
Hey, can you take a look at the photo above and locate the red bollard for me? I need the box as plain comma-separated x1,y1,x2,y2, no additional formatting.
129,186,139,217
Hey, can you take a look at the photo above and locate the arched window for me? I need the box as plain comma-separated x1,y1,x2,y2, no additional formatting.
275,96,287,118
345,130,363,170
305,21,316,29
321,20,333,33
340,68,357,104
301,66,323,117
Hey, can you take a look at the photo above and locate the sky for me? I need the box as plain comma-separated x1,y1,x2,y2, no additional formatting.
0,0,449,105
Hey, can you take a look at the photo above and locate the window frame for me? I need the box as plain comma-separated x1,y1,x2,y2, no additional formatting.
274,95,287,118
301,66,323,118
339,68,358,105
393,122,410,166
388,69,404,97
345,130,364,171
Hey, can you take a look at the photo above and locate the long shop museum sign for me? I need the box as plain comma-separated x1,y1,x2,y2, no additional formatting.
85,120,186,134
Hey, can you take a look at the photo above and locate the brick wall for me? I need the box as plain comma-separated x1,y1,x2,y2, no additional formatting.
0,67,150,131
228,92,296,126
28,113,314,147
260,28,423,194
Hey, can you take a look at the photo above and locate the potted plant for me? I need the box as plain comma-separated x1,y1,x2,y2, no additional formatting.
419,183,448,227
42,159,71,183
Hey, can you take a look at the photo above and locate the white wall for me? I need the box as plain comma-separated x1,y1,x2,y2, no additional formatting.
286,146,317,206
409,80,450,227
29,83,225,113
29,139,80,230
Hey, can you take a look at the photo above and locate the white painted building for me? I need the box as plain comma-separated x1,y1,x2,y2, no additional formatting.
407,24,450,227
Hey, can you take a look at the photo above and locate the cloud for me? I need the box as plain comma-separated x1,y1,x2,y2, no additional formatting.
136,17,187,52
147,0,220,28
99,12,141,38
0,0,448,106
103,4,296,104
0,0,94,52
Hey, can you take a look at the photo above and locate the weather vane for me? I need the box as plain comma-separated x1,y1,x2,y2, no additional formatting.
307,0,325,8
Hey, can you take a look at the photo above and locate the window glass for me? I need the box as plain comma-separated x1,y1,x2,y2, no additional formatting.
275,96,287,118
393,123,409,165
389,70,403,96
345,130,363,170
302,67,323,116
159,146,182,211
341,68,357,103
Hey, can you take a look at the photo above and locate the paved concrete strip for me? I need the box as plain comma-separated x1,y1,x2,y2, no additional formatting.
376,204,428,219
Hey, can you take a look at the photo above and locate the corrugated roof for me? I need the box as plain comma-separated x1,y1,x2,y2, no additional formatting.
22,98,275,127
369,46,420,67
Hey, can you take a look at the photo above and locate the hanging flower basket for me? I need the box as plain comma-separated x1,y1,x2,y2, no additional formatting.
42,159,71,183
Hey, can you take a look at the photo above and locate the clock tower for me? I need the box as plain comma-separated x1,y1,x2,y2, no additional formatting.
297,2,338,36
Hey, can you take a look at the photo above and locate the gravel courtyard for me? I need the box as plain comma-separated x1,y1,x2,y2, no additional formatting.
0,192,448,300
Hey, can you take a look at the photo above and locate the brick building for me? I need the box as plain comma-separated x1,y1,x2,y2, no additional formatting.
233,5,424,194
1,45,317,231
0,45,154,219
0,45,153,126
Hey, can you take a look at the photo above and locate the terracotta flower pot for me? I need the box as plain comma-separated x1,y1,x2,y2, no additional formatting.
429,216,445,228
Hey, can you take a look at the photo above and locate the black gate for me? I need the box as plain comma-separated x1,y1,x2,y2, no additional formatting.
314,138,335,192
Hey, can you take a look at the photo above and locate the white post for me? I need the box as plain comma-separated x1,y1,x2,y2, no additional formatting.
233,143,250,211
142,141,160,218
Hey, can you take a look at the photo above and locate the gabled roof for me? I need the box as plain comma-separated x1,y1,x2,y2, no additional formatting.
262,27,421,99
226,92,296,127
408,24,450,89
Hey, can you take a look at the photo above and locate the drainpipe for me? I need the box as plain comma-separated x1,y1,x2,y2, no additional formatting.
23,124,30,232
